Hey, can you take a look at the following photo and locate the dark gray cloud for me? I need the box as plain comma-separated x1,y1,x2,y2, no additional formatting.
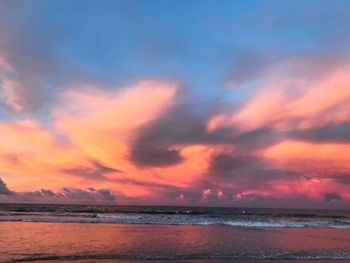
128,104,209,167
128,102,282,168
130,146,184,167
5,187,118,204
324,193,343,202
232,127,282,149
62,188,116,202
207,151,298,183
0,176,118,203
22,189,62,199
0,177,12,195
290,122,350,143
130,104,217,147
63,160,122,180
332,175,350,185
209,153,258,177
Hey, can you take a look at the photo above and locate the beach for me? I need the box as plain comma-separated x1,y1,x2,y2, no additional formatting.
1,205,350,262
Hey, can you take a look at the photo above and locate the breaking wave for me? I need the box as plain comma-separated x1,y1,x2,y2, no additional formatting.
1,211,350,228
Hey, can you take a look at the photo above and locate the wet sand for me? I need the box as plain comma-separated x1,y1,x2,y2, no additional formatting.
2,222,350,262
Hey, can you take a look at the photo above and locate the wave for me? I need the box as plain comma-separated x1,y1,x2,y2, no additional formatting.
2,203,350,218
1,212,350,228
12,251,350,262
95,213,350,228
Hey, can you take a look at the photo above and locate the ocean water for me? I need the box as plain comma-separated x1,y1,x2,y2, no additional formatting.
1,204,350,262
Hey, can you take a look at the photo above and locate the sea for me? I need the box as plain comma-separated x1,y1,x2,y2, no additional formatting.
0,203,350,263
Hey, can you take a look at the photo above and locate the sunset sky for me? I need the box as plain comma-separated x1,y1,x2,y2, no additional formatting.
1,0,350,208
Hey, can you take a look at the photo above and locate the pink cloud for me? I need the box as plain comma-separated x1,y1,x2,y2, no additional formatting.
209,64,350,132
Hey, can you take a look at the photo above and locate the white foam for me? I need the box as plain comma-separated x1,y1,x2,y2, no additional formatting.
1,212,350,228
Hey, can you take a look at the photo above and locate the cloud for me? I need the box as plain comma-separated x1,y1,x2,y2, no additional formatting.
128,102,278,174
0,26,53,113
208,153,259,177
290,122,350,143
0,186,118,204
130,146,184,167
0,119,90,192
1,1,350,209
324,193,342,202
263,140,350,176
0,1,85,114
130,103,239,147
226,49,283,87
227,53,350,88
0,81,187,199
0,177,12,195
54,81,177,170
211,61,350,133
0,52,350,207
208,150,298,183
61,188,116,202
21,189,62,199
331,175,350,185
63,160,122,180
127,104,211,167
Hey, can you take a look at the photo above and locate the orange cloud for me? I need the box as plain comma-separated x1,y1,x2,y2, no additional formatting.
0,81,181,197
53,81,179,192
1,80,231,201
0,119,87,191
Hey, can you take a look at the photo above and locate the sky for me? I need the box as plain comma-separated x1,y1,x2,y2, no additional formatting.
1,0,350,208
